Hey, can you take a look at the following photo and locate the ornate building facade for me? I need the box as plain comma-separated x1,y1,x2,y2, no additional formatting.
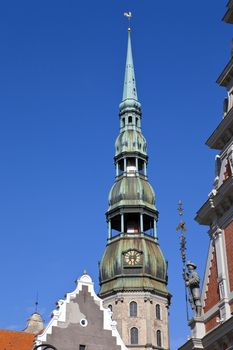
179,2,233,349
99,27,170,350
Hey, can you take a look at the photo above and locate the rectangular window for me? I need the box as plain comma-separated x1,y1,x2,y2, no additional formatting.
79,345,86,350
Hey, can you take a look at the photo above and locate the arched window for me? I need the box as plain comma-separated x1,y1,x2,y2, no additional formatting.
156,304,161,320
130,301,137,317
108,304,112,311
128,116,132,123
156,330,162,347
130,327,138,344
122,118,125,127
136,117,138,126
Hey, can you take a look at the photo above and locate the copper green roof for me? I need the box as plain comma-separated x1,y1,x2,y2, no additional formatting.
99,27,169,300
115,130,147,157
108,177,156,212
122,29,138,101
99,236,168,297
119,29,141,114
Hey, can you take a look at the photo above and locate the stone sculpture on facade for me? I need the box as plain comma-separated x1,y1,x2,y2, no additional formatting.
183,261,202,318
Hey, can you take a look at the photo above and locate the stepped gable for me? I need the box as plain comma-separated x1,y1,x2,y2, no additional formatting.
35,273,127,350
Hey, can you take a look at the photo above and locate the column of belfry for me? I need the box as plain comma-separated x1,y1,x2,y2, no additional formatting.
99,25,171,350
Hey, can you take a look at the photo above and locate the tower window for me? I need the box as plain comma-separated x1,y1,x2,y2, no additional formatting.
108,304,112,311
118,159,124,176
128,116,132,123
130,327,138,344
138,159,145,176
136,117,138,126
143,214,155,237
156,304,161,320
122,118,125,127
111,214,122,236
129,301,137,317
125,213,140,233
126,157,136,176
156,330,162,347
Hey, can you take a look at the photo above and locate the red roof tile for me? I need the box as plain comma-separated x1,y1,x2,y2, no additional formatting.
0,330,34,350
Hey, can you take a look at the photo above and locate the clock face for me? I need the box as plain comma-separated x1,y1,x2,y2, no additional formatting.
124,250,141,266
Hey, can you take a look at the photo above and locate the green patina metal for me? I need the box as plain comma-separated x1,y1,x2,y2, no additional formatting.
122,29,138,102
99,29,169,299
115,130,147,157
99,236,168,297
119,30,141,118
108,177,155,211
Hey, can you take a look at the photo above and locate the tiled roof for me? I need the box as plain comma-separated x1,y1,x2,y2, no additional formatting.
0,330,34,350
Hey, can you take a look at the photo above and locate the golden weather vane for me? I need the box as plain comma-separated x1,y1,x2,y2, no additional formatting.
176,199,187,233
124,11,132,31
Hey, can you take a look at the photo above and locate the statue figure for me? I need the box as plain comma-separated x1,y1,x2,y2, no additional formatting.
183,261,202,318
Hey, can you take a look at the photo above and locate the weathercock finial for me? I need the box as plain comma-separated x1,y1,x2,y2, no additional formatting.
124,11,132,31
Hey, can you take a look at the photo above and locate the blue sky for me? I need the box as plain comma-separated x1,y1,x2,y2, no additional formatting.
0,1,231,349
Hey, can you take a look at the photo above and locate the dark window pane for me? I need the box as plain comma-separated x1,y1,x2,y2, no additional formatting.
156,304,161,320
130,301,137,317
130,327,138,344
156,330,162,347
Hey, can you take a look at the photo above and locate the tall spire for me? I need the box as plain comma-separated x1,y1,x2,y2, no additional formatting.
122,29,138,102
99,17,170,350
119,25,141,117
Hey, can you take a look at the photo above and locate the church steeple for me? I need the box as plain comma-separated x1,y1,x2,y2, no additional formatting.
99,23,170,350
122,29,138,102
119,28,142,133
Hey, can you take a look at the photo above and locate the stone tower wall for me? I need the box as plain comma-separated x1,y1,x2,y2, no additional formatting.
103,292,169,350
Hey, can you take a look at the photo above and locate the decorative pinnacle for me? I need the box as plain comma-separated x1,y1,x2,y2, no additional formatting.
176,200,187,265
176,200,187,233
35,291,39,313
176,201,191,322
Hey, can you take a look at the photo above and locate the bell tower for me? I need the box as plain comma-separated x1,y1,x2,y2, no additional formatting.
99,26,170,350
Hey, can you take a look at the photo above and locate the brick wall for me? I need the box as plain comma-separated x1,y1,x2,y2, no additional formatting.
203,248,220,312
205,312,219,333
224,221,233,291
230,301,233,313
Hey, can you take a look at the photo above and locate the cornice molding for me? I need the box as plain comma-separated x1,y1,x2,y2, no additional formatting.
206,108,233,150
195,176,233,226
